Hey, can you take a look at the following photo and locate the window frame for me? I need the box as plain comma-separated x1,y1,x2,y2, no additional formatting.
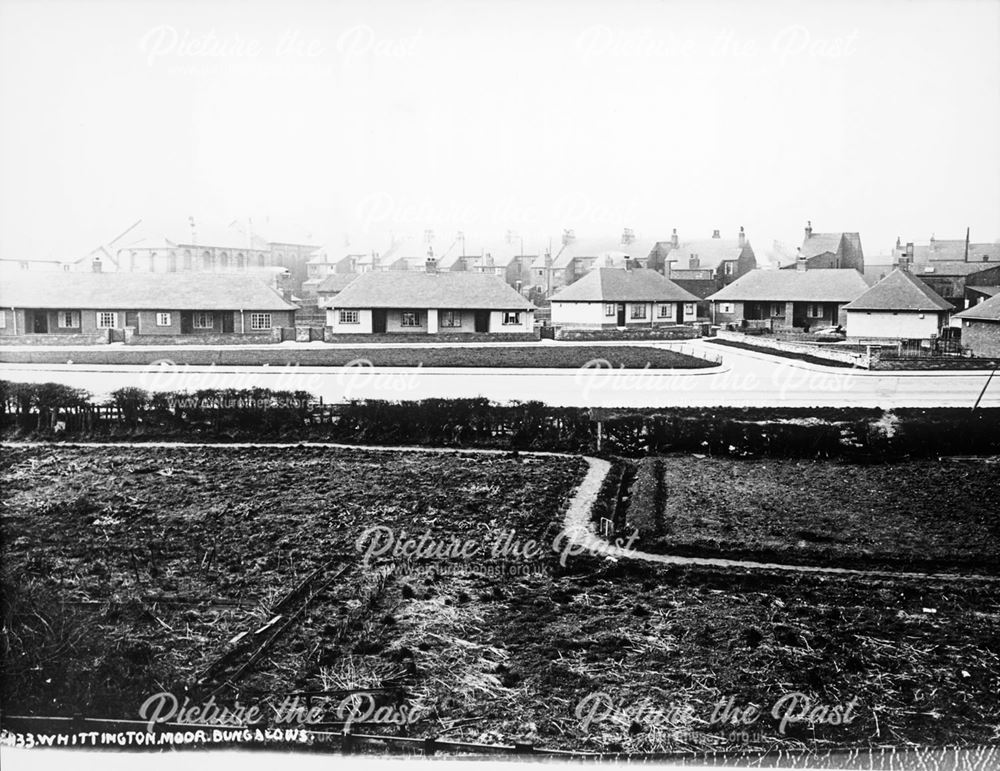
629,303,647,320
400,310,422,328
339,309,360,324
657,304,670,318
57,310,79,328
249,312,272,331
502,311,521,326
684,303,695,317
193,312,214,329
96,311,118,328
720,302,734,314
156,312,172,327
605,303,616,317
440,310,462,328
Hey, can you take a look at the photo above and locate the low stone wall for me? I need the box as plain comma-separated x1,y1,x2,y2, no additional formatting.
869,357,1000,371
716,330,867,366
322,330,540,343
295,327,326,342
124,329,281,345
555,325,699,342
0,331,110,346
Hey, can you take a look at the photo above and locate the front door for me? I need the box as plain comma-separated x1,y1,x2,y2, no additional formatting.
372,309,387,334
616,304,626,326
221,312,234,333
32,311,48,334
180,312,193,334
474,310,490,333
125,310,139,329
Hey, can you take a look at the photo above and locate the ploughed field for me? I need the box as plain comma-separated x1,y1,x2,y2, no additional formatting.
0,344,716,369
2,445,998,754
627,456,1000,574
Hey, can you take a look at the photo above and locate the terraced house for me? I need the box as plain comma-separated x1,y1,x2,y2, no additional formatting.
325,269,535,337
0,271,297,343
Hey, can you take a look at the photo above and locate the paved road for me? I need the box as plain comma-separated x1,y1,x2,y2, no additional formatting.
1,340,997,408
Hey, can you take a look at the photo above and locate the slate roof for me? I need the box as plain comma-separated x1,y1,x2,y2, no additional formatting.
550,268,699,303
915,261,1000,276
548,235,659,270
955,292,1000,322
708,269,870,302
329,271,534,310
316,273,361,293
664,238,748,270
843,269,953,312
967,286,1000,297
800,233,846,259
0,272,298,310
894,239,1000,264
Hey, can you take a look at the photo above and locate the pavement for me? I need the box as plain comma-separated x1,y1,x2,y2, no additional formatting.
1,338,997,408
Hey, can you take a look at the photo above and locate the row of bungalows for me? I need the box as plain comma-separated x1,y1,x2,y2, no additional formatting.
0,272,297,342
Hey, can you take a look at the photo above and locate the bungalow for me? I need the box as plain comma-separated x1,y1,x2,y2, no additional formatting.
326,269,535,335
549,267,700,328
842,268,953,339
708,268,870,330
0,270,297,340
953,293,1000,358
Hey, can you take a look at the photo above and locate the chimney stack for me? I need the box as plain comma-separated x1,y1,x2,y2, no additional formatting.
895,236,901,249
689,254,699,269
738,226,746,248
621,227,635,245
805,220,813,239
712,229,720,239
796,247,808,271
92,256,103,273
671,228,679,248
562,229,576,246
425,256,438,273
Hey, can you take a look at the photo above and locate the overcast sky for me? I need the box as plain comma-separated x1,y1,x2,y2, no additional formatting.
1,0,998,261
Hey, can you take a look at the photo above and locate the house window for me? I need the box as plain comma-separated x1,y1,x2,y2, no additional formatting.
156,312,171,326
400,311,421,327
249,313,271,330
684,303,695,316
630,304,647,320
724,262,734,275
440,310,462,328
57,311,79,328
97,311,118,328
720,303,733,314
339,309,360,324
605,304,615,317
194,312,214,329
657,304,670,318
63,264,70,271
0,310,5,328
808,304,823,317
502,311,521,325
771,303,784,316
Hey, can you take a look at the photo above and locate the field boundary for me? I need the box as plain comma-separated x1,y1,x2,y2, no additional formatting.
5,440,999,583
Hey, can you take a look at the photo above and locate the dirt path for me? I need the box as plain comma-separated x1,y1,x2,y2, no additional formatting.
5,441,999,583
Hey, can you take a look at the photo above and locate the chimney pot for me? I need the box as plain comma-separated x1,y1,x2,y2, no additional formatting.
671,228,679,248
796,247,807,271
805,220,813,239
92,257,103,273
712,229,720,239
738,226,746,248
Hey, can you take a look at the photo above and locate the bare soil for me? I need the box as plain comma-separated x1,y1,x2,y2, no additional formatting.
2,445,998,754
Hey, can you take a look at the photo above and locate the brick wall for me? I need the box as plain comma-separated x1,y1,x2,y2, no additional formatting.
0,331,111,346
322,330,540,344
124,329,281,345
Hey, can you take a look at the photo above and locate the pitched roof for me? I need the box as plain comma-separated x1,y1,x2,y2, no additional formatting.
550,235,659,269
708,269,870,302
801,233,846,259
550,268,699,303
955,292,1000,322
329,271,534,309
894,239,1000,264
663,238,748,270
967,286,1000,297
914,261,1000,277
843,269,953,312
0,272,297,310
316,273,360,293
